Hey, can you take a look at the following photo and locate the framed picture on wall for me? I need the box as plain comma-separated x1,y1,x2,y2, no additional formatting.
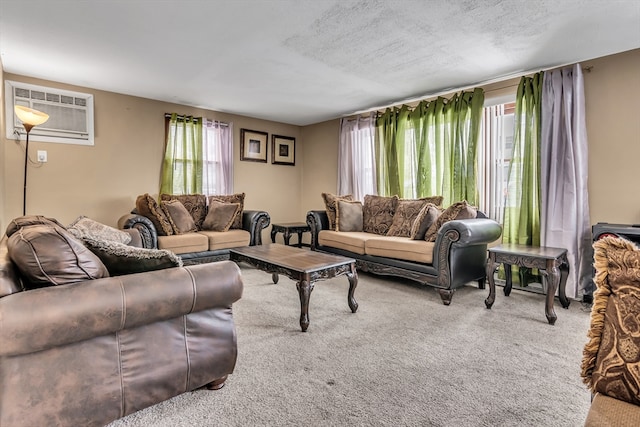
271,135,295,166
240,129,268,163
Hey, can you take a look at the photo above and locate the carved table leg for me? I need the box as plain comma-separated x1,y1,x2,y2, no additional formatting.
270,228,277,243
503,263,513,296
272,273,279,284
283,230,291,246
558,258,570,309
297,279,314,332
347,267,358,313
541,266,559,325
485,255,498,309
205,375,228,390
297,232,303,247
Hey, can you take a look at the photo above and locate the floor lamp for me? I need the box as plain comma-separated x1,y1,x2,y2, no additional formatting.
14,105,49,216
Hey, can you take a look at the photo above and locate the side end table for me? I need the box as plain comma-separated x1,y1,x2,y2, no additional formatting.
485,244,570,325
270,222,310,248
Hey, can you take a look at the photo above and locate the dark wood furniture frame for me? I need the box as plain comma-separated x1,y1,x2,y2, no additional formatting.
485,243,571,325
229,244,358,332
270,222,310,247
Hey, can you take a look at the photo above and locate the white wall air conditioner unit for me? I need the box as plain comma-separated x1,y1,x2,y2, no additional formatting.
5,80,95,146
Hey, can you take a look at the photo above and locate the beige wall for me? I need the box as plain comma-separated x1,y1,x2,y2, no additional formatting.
1,74,303,244
2,48,639,237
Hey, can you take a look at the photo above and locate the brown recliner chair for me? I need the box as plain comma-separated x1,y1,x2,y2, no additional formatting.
0,216,243,427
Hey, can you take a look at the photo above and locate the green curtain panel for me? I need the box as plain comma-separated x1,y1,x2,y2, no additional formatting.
502,72,543,247
160,114,204,195
376,88,484,206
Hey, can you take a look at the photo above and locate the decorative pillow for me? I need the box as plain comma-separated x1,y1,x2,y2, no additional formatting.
67,216,132,245
424,200,477,242
321,193,354,231
160,194,208,230
202,200,241,232
5,215,65,237
418,195,444,207
363,194,399,235
136,194,174,236
83,237,183,276
209,193,245,229
387,199,428,237
7,224,109,289
336,200,363,232
410,203,441,240
581,237,640,405
161,199,198,234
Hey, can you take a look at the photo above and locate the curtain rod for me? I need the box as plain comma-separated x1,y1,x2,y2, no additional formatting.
164,113,229,127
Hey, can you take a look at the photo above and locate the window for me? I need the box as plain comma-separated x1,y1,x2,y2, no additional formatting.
202,119,233,196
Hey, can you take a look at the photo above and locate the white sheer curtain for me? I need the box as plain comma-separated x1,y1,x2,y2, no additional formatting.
479,104,508,222
338,113,377,201
541,64,592,299
202,119,233,196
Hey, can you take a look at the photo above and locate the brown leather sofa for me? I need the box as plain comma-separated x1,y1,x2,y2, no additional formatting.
0,217,243,427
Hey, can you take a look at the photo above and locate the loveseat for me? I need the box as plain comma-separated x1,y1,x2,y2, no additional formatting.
0,216,243,427
307,194,502,305
581,236,640,426
119,192,270,265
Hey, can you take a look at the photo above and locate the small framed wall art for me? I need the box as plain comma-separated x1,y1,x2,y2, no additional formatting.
272,135,296,166
240,128,268,163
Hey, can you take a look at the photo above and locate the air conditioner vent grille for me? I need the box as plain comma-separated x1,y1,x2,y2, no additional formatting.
46,93,60,103
75,98,86,107
15,88,30,98
31,90,46,101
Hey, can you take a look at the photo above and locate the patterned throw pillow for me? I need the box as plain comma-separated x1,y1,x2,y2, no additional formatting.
209,193,245,229
420,195,444,207
336,200,363,232
322,193,354,230
202,200,241,232
161,199,198,234
67,216,132,244
387,199,428,237
423,200,477,242
160,194,207,230
363,195,398,235
136,194,174,236
409,203,441,240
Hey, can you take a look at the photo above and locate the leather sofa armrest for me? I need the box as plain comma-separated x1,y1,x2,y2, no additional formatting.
118,213,157,249
0,261,243,357
306,210,329,250
242,210,271,246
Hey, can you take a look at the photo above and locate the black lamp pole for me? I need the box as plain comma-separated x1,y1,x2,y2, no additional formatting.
22,123,34,216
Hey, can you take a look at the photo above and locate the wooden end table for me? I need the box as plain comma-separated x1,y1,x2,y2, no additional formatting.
485,244,570,325
229,244,357,332
270,222,311,247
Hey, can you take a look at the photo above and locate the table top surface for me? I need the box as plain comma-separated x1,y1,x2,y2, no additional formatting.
230,244,354,272
271,222,310,229
488,243,567,259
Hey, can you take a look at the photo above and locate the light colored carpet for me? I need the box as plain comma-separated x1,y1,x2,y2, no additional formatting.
108,265,592,427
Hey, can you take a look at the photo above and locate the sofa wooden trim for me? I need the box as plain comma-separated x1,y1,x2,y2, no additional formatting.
306,210,502,305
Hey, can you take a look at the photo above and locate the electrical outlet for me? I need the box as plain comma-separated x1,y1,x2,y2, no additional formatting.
37,150,47,163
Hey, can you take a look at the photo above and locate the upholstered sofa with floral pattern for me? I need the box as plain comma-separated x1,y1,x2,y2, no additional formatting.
307,193,502,305
119,193,270,265
581,236,640,426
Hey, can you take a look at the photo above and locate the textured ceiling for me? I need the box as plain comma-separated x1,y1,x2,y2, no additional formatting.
1,0,639,126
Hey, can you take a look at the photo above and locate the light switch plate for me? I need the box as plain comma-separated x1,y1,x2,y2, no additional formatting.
37,150,47,163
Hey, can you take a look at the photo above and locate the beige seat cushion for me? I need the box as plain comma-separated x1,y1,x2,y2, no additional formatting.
197,230,250,251
365,236,434,264
585,393,640,427
318,230,372,255
158,233,209,254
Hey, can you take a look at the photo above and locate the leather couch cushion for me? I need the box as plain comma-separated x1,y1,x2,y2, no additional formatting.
365,236,434,264
198,230,250,250
82,237,183,276
322,193,354,231
158,233,209,254
363,195,398,235
161,199,198,234
202,200,241,232
7,224,109,288
336,200,363,232
136,193,174,236
208,193,245,229
5,215,65,237
161,194,207,230
318,230,371,255
67,215,132,244
424,200,477,242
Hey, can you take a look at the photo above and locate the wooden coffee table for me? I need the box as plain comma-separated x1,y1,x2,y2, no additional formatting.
229,244,358,332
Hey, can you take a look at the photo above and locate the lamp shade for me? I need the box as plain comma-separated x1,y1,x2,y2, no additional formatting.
14,105,49,127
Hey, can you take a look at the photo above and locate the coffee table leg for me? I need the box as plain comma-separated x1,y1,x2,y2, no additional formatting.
297,279,314,332
272,273,279,284
347,268,358,313
558,260,570,309
485,256,497,309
